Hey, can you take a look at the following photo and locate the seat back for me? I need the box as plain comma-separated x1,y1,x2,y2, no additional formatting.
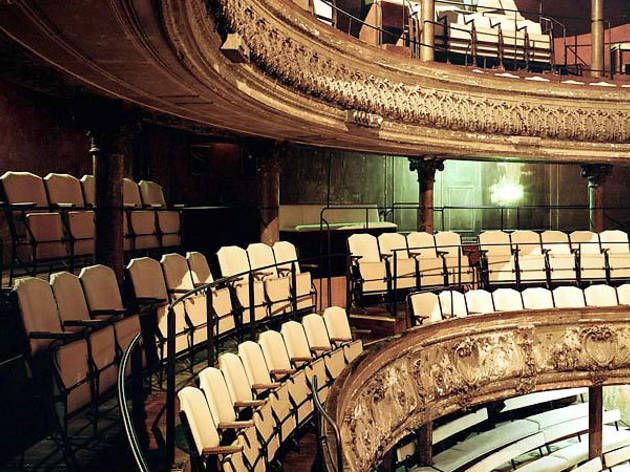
348,234,381,263
79,264,124,311
247,243,279,276
0,171,48,207
584,284,618,307
161,253,195,298
198,367,237,424
127,257,169,301
465,289,494,314
511,230,542,256
50,271,92,323
553,286,586,308
570,231,602,255
600,230,630,254
186,251,214,285
323,306,352,342
178,386,221,456
217,245,251,278
238,341,273,386
409,292,442,322
302,314,333,350
492,288,523,311
80,175,95,207
259,330,293,372
479,230,512,256
378,233,409,259
281,320,313,361
435,232,462,257
44,173,86,207
123,178,142,207
439,290,468,318
541,230,571,255
219,352,255,403
273,241,301,273
522,287,554,309
14,277,62,355
138,180,167,207
406,232,437,257
617,284,630,305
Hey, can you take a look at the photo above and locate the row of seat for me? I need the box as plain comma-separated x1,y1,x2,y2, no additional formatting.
410,284,630,323
13,266,142,453
178,307,363,472
0,171,181,283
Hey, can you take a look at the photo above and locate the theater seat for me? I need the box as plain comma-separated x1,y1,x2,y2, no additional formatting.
407,232,445,288
479,230,516,284
347,233,389,299
570,231,607,281
378,232,417,290
123,178,159,251
409,292,442,324
138,179,181,249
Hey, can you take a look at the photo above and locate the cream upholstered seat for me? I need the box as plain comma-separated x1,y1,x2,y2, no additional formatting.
570,231,607,281
492,287,524,311
322,306,363,363
435,231,474,285
600,230,630,280
217,245,268,324
584,284,619,307
272,241,315,312
280,320,329,401
465,289,494,314
79,175,95,207
407,232,445,287
617,284,630,305
123,178,159,251
177,386,252,472
522,287,554,310
0,171,69,267
541,230,576,282
138,180,181,248
479,230,516,284
126,257,189,358
438,290,468,318
378,232,417,290
247,243,292,317
511,230,547,283
161,253,208,349
552,286,586,308
302,313,347,380
186,251,236,336
409,292,442,324
347,233,388,298
44,173,95,257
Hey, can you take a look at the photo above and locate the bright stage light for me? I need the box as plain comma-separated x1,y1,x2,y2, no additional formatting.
490,179,524,205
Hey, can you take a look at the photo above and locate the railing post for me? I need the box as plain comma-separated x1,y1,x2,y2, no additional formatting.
420,0,435,62
206,288,215,367
291,261,298,314
165,305,176,465
249,271,256,339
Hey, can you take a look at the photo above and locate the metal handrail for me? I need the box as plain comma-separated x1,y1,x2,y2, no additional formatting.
313,375,343,472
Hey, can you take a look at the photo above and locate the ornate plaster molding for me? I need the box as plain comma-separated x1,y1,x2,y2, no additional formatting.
213,0,630,143
323,307,630,472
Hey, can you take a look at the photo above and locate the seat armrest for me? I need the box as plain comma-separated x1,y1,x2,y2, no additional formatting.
30,331,81,340
52,202,75,209
218,421,254,429
173,204,185,208
252,383,281,390
10,202,37,209
381,254,392,260
350,255,363,261
541,248,551,254
135,297,167,305
277,268,292,275
330,337,350,343
150,203,162,208
436,250,448,256
602,247,610,254
310,346,330,352
169,288,189,294
291,356,313,362
91,308,127,317
270,368,295,376
201,445,243,456
63,319,108,328
234,400,266,408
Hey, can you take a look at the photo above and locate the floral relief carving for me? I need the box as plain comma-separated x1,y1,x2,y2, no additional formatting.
213,0,630,143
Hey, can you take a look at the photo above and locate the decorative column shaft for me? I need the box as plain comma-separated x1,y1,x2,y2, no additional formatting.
409,157,444,234
591,0,605,78
420,0,435,62
256,142,286,245
417,423,433,465
581,164,612,233
589,385,603,459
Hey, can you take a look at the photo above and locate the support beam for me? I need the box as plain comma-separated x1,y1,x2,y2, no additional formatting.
589,385,603,460
417,422,433,465
88,131,125,282
580,164,612,233
591,0,605,78
256,142,286,245
420,0,435,62
409,157,444,234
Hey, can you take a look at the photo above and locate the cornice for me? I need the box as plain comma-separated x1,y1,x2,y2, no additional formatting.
324,307,630,471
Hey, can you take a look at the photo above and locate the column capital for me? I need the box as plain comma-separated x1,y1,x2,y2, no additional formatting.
580,163,613,186
408,156,444,182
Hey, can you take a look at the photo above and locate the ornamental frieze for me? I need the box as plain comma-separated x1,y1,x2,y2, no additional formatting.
213,0,630,143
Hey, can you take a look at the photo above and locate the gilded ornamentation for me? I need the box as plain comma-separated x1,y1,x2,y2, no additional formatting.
213,0,630,143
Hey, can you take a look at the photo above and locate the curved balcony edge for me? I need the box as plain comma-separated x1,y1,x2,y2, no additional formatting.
323,306,630,472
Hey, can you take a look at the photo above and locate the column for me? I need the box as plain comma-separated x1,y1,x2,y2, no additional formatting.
589,385,603,459
417,423,433,465
88,131,125,282
591,0,605,78
420,0,435,62
409,157,444,233
257,142,285,245
580,164,612,233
